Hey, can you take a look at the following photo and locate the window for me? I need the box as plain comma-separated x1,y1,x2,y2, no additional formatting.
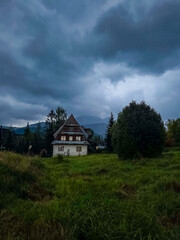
58,146,64,151
76,146,82,152
69,136,73,141
76,136,81,141
61,136,66,141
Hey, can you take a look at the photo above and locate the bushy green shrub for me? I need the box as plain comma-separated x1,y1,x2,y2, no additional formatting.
112,101,166,159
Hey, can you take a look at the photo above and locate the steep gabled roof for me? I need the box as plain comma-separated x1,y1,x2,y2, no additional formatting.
65,114,78,125
53,114,88,139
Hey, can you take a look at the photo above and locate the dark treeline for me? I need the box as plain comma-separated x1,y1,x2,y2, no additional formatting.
0,123,45,156
0,107,68,156
1,102,180,158
0,106,104,156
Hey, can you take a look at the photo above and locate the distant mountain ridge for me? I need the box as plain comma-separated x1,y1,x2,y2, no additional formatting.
76,115,108,137
14,122,46,135
84,123,107,137
2,115,108,137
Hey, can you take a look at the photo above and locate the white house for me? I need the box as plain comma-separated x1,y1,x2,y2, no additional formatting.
52,114,89,156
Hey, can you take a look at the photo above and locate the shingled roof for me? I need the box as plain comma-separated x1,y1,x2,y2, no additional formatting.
65,114,78,125
53,114,88,139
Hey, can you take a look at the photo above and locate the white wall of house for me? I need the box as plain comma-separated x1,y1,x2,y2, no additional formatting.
53,145,88,156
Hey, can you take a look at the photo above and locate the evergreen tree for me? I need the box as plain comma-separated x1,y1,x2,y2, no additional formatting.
105,113,114,152
55,107,67,131
45,107,67,155
14,135,26,154
23,123,33,153
33,122,43,154
88,131,105,153
45,110,56,154
4,127,15,151
0,126,3,149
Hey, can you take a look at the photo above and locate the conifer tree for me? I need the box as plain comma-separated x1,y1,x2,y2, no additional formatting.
23,123,32,153
45,110,56,154
4,127,15,151
0,126,3,149
45,107,67,155
105,113,114,152
33,122,43,154
55,107,67,131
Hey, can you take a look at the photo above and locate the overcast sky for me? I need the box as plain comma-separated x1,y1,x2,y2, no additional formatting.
0,0,180,126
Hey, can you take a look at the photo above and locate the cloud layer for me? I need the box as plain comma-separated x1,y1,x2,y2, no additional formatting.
0,0,180,126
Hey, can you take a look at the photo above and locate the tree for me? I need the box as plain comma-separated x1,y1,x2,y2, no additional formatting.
88,132,105,153
32,122,43,154
112,101,165,159
45,107,67,154
4,127,15,151
14,135,26,154
55,107,67,131
23,123,33,153
105,113,114,152
0,126,3,149
166,118,180,146
45,110,56,154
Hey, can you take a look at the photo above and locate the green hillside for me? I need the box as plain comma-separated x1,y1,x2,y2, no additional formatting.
0,150,179,240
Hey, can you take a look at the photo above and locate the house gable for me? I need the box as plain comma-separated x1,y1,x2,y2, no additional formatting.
52,114,89,146
52,114,89,156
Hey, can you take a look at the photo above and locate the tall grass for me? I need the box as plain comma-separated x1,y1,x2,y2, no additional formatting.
0,150,179,239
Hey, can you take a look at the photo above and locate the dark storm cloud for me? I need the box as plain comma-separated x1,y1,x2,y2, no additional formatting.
0,0,93,125
0,0,180,125
0,94,47,126
84,0,180,73
0,45,65,99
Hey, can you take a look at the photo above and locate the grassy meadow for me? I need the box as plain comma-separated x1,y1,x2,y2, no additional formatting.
0,150,180,240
